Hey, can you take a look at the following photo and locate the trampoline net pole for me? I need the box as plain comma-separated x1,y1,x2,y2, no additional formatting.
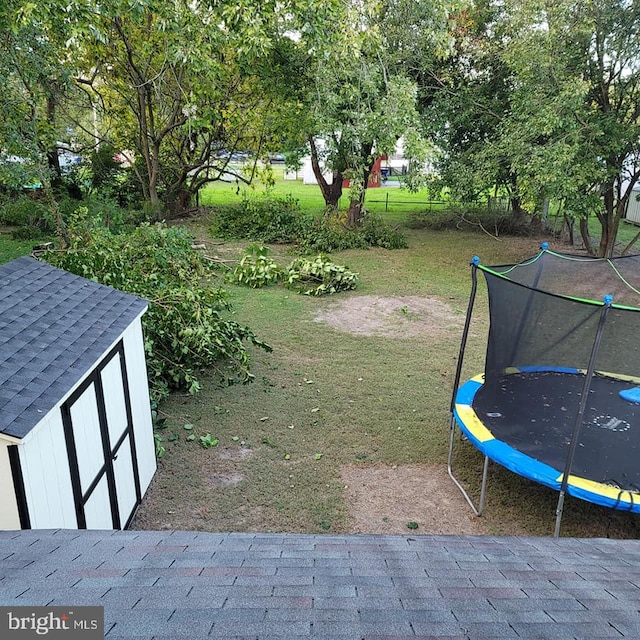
555,298,612,537
450,260,479,414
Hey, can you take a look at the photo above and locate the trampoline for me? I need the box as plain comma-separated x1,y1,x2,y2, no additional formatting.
449,244,640,535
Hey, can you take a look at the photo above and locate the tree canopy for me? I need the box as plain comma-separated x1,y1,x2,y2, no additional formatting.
3,0,640,254
424,0,640,256
273,0,459,225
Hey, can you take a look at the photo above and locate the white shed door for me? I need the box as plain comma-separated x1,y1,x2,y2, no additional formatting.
68,383,114,529
62,341,141,529
101,354,138,526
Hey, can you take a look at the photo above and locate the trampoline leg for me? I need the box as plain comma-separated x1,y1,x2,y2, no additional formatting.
554,491,566,538
478,455,489,515
447,417,487,517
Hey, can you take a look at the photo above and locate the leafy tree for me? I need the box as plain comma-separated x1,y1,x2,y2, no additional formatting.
427,0,640,256
0,3,74,185
277,0,458,226
504,0,640,257
421,1,543,225
72,2,276,216
4,0,332,218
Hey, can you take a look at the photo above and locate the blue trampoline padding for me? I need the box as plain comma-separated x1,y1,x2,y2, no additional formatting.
619,387,640,404
455,377,483,406
515,365,580,374
453,373,640,514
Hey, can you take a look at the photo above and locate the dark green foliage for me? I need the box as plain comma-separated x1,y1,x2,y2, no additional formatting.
209,196,407,252
355,215,408,249
57,195,146,233
296,214,408,253
210,195,304,243
408,206,515,233
295,216,366,252
87,145,144,208
89,144,122,192
0,195,55,238
0,193,146,241
44,216,270,402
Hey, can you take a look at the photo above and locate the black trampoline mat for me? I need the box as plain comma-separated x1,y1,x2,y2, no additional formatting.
473,371,640,490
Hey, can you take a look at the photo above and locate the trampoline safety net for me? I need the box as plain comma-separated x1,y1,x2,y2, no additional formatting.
453,247,640,515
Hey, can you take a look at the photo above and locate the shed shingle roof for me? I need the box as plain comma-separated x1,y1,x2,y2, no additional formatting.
0,256,147,439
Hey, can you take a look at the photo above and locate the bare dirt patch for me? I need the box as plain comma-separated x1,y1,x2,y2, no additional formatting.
340,463,487,535
314,295,463,338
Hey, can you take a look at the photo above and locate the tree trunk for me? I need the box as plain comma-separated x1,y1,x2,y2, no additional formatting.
603,201,623,258
579,217,593,255
347,143,375,227
309,137,343,210
597,185,615,258
562,213,574,246
509,196,527,224
347,195,364,226
45,96,63,193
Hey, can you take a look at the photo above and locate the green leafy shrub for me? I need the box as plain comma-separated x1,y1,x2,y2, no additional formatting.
210,197,407,252
210,195,304,242
284,255,359,296
209,196,407,252
228,244,282,288
359,215,408,249
0,195,54,238
296,216,369,253
57,195,144,233
44,216,270,402
407,206,512,233
296,213,407,253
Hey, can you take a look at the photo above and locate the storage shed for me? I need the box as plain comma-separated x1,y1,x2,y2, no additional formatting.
0,256,156,530
625,186,640,225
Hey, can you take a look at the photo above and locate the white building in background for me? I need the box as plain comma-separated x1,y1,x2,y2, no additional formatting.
285,138,410,185
625,185,640,224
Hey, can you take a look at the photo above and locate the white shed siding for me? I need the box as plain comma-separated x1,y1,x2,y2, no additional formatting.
18,411,76,529
626,190,640,224
123,318,156,495
0,442,20,529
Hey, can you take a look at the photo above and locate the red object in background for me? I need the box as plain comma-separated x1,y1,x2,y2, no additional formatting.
342,156,386,189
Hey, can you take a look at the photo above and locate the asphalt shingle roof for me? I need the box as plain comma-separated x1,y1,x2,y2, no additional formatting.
0,256,147,439
1,529,639,639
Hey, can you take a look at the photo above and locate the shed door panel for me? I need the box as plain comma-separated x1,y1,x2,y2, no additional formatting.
68,383,105,493
113,434,137,527
101,355,128,445
100,350,139,527
62,340,142,530
83,476,113,529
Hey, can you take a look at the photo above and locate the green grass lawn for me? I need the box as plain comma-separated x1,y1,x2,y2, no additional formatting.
199,166,449,222
0,232,41,264
132,225,640,538
3,196,640,538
